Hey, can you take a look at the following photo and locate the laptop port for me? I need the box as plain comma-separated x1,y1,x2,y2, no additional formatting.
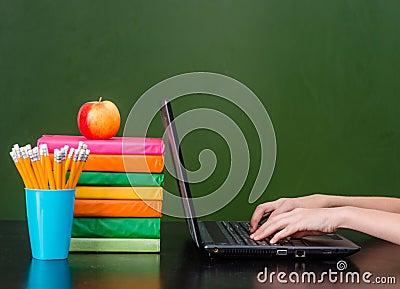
322,249,332,254
276,249,287,256
295,250,305,257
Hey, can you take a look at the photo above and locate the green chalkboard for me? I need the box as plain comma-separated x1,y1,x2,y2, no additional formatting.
1,0,400,221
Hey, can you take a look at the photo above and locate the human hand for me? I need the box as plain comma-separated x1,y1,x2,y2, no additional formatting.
249,194,331,233
249,207,340,243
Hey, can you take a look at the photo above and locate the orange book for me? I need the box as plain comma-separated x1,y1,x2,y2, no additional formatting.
74,199,162,217
50,154,164,173
76,186,163,200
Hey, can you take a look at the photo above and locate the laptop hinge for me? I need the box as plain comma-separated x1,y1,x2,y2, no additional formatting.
198,221,214,245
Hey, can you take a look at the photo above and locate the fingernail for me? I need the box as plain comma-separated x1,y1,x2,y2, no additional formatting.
249,234,254,239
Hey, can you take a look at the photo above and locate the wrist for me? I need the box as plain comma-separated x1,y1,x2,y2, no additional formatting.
312,194,338,208
325,195,350,207
333,206,356,229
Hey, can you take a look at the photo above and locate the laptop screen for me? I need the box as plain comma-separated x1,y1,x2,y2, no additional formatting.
160,100,201,247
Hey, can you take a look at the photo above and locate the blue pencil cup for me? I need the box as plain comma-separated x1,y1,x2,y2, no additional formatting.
25,188,76,260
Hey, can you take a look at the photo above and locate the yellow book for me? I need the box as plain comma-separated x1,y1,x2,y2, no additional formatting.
69,238,160,252
75,186,163,200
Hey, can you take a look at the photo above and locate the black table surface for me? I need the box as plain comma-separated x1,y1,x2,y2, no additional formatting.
1,220,399,289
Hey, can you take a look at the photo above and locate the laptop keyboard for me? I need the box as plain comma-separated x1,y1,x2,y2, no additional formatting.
220,221,307,247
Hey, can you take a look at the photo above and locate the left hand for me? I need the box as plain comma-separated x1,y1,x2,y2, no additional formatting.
249,208,340,243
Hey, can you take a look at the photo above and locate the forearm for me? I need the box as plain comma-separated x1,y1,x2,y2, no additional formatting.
322,195,400,213
335,206,400,245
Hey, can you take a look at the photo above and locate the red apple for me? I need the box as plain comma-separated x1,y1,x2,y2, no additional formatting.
77,97,121,140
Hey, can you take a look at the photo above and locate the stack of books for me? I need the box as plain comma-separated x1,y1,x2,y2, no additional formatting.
37,135,165,252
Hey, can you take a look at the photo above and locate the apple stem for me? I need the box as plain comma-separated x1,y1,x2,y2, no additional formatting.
98,96,102,102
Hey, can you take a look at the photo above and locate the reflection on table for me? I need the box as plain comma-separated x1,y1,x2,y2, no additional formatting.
26,253,161,289
27,259,71,289
69,253,160,289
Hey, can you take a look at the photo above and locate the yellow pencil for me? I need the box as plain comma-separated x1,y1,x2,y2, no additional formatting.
32,161,45,189
59,148,64,189
12,147,32,188
58,149,64,190
44,151,56,190
20,146,39,189
70,145,85,187
13,145,32,188
39,145,49,188
33,147,47,189
58,151,63,190
45,155,55,190
64,148,74,189
55,149,62,190
29,148,45,190
61,146,69,189
65,148,74,172
40,145,45,167
53,149,58,189
72,148,90,188
66,148,80,189
41,144,56,190
35,147,47,189
9,151,30,188
28,148,39,188
68,148,83,189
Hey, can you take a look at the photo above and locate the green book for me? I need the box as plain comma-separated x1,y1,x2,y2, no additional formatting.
72,218,160,238
69,238,160,252
72,172,164,186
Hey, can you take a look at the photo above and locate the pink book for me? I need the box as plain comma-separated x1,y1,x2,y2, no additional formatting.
37,135,165,155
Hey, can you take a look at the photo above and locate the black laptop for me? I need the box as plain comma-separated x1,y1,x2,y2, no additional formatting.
160,100,360,258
